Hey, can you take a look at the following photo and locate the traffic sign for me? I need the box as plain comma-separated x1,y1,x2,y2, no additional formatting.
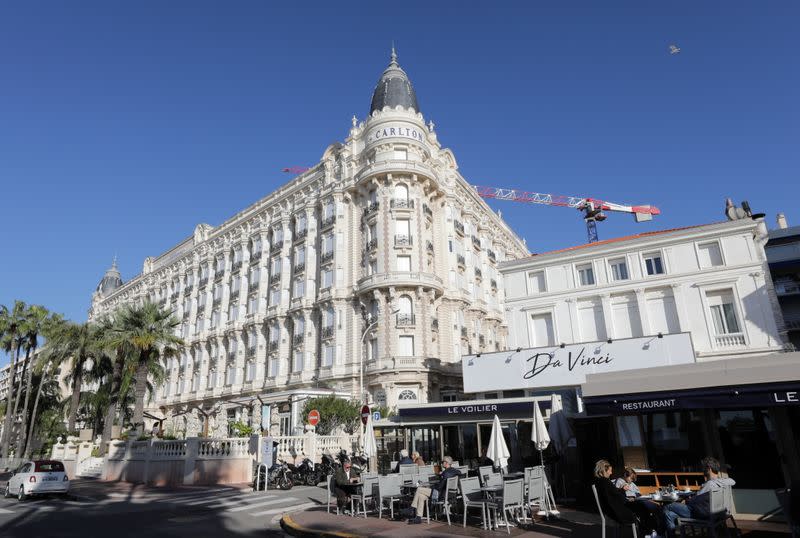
308,409,320,426
361,405,370,425
372,411,381,422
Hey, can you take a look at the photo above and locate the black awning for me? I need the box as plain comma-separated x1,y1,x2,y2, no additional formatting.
583,381,800,416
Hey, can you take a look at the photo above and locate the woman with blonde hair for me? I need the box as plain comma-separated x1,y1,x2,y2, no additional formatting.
592,459,638,529
412,451,425,466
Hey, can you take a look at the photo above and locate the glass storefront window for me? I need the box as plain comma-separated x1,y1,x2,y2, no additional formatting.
642,411,706,471
411,426,440,464
718,409,782,489
443,425,478,467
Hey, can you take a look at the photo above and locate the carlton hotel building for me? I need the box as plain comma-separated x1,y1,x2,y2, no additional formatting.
89,52,528,437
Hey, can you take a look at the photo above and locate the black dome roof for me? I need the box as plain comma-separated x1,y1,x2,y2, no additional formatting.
369,49,420,114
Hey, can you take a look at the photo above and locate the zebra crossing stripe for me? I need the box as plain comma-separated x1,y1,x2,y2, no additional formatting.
226,497,297,512
0,508,14,514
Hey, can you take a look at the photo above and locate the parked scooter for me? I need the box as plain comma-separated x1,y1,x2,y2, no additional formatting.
294,457,322,486
253,459,293,490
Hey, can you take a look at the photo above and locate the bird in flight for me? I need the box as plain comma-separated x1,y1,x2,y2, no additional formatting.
669,44,681,55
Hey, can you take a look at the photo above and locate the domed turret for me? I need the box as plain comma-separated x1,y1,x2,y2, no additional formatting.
369,48,420,114
96,257,123,296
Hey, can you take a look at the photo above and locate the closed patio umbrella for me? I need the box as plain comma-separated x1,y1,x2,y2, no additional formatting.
531,400,550,462
486,414,510,471
362,412,378,472
548,393,573,455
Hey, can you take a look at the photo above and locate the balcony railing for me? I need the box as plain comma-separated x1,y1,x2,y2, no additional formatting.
270,241,284,253
488,249,496,263
198,277,209,288
365,238,378,252
431,318,439,332
715,333,746,348
268,339,279,351
390,199,414,209
454,220,464,236
396,313,415,326
394,235,413,248
232,260,242,273
321,326,334,339
460,327,468,338
365,201,379,216
457,254,466,268
184,285,194,296
320,251,334,263
295,228,308,240
245,347,256,359
321,215,336,229
474,268,482,279
227,352,237,361
212,297,222,307
292,334,304,345
423,204,433,219
426,240,434,253
293,262,305,274
214,273,224,282
170,292,179,300
250,251,262,263
269,273,282,285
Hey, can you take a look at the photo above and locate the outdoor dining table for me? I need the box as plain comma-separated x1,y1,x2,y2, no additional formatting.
502,472,525,479
636,492,694,504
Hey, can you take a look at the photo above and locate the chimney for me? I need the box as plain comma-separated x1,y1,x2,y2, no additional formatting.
776,213,788,229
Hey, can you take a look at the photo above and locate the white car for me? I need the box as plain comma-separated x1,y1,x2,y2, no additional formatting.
4,460,70,501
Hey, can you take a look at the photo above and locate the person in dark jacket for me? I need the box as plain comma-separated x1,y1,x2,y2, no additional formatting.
592,459,638,527
333,459,360,513
407,456,462,524
393,449,413,472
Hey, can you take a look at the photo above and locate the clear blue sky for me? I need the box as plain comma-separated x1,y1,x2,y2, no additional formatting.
1,1,798,336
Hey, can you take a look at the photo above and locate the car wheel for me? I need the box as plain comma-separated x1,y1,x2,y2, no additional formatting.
17,486,26,502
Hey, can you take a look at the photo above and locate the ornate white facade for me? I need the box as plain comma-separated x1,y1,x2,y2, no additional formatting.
89,52,528,436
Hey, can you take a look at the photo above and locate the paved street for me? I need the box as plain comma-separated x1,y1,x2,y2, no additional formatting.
0,478,327,537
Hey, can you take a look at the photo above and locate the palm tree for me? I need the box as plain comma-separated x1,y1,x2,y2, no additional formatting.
16,305,53,457
0,300,28,458
56,321,100,432
111,303,182,434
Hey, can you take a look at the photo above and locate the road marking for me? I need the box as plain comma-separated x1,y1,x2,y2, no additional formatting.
0,508,14,514
181,494,244,506
226,496,297,512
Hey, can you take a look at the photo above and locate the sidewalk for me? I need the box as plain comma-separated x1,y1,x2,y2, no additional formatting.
281,506,791,538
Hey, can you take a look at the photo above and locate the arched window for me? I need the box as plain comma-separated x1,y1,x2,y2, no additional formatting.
394,183,409,201
397,295,413,326
398,389,417,401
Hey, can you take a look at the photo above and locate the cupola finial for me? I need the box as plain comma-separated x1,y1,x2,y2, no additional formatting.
390,43,398,66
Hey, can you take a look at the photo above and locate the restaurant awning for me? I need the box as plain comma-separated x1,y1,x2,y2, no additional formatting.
581,351,800,416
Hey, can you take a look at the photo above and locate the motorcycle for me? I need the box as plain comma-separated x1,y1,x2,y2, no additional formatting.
295,457,322,486
253,459,293,490
317,452,339,480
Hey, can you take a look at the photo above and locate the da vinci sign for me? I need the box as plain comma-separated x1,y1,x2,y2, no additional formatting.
462,332,695,393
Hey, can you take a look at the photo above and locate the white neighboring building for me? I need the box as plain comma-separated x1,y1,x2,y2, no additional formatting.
88,51,528,437
499,218,785,386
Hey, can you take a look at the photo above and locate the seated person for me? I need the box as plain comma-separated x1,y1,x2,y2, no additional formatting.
592,459,638,528
393,449,413,472
616,467,664,535
476,448,495,468
333,459,360,513
412,451,425,466
407,456,461,524
663,456,736,536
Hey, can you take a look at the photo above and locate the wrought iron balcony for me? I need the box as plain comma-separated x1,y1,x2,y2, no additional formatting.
292,334,304,345
423,204,433,218
454,220,464,236
270,240,284,253
365,238,378,252
198,277,209,288
365,201,379,216
268,339,279,351
250,251,262,263
426,240,434,253
431,318,439,332
396,313,415,326
390,199,414,209
269,273,282,285
321,215,336,229
295,228,308,240
212,297,222,307
183,285,193,295
460,327,468,338
488,249,496,263
227,352,237,361
232,260,242,273
321,326,334,339
245,347,256,359
170,292,179,300
474,268,482,279
320,250,334,263
214,272,224,282
457,254,466,268
394,235,413,248
293,262,305,274
472,236,481,250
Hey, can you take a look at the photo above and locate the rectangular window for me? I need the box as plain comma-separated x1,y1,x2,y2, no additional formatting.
248,294,258,314
228,303,238,321
395,219,410,236
293,351,304,372
577,263,595,286
579,302,607,341
369,260,378,275
527,270,546,294
211,310,220,328
369,338,378,361
612,295,643,338
322,344,334,367
269,357,279,377
698,242,724,268
322,268,334,289
529,313,555,347
609,258,629,281
269,287,280,306
398,335,415,356
293,279,305,298
246,362,255,382
295,246,306,265
208,370,217,389
647,291,680,334
644,253,665,275
396,255,411,272
226,365,235,385
707,290,741,334
271,257,281,275
323,234,334,255
249,267,260,285
323,201,335,220
231,276,241,294
192,374,199,392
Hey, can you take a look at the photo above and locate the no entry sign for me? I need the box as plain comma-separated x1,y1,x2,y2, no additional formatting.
360,405,370,425
308,409,320,426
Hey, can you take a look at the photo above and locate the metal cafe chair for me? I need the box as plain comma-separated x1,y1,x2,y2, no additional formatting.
377,474,403,519
326,474,340,515
432,476,460,526
485,478,526,534
460,476,490,529
351,475,378,518
676,487,740,537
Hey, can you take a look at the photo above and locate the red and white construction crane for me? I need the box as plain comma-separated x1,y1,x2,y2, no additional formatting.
473,185,661,243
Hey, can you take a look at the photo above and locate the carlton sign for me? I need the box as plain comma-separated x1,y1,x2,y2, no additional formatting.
462,332,695,393
367,123,427,145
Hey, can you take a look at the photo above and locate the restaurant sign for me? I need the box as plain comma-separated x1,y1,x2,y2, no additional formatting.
462,333,695,393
